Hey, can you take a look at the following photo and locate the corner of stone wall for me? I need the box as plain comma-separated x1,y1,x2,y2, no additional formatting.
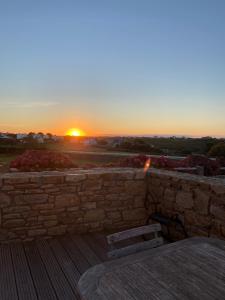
147,168,225,241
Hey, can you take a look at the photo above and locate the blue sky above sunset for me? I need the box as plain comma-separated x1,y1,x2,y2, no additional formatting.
1,0,225,137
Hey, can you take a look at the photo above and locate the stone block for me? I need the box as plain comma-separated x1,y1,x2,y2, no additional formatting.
87,173,102,180
3,206,30,213
41,175,65,184
7,191,24,196
209,220,221,237
29,176,41,183
123,208,147,221
107,211,122,221
135,170,146,180
84,209,105,222
15,183,39,189
28,228,47,237
26,217,38,226
67,206,80,212
211,184,225,195
164,188,176,200
115,171,134,180
32,203,54,210
81,202,96,209
3,213,21,220
48,225,67,235
103,181,117,187
55,194,79,208
25,189,44,194
184,211,211,228
43,188,60,194
40,208,65,215
1,186,14,191
0,193,11,208
125,181,145,195
176,191,193,209
193,188,210,215
14,194,48,205
210,205,225,221
150,185,164,198
133,196,144,208
65,174,86,182
105,194,118,201
38,215,57,222
44,220,58,227
83,180,102,191
4,177,29,185
149,178,161,186
101,173,117,181
3,219,25,228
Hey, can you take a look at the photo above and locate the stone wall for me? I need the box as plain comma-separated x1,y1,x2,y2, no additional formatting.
147,168,225,240
1,167,225,243
0,168,147,243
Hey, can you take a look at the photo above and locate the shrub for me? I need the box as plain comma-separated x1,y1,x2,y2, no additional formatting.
119,154,220,176
208,142,225,157
119,155,149,168
10,150,76,171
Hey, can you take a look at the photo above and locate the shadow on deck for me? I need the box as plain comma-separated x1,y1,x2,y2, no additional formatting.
0,233,109,300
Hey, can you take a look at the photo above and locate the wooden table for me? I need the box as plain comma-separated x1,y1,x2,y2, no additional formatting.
78,237,225,299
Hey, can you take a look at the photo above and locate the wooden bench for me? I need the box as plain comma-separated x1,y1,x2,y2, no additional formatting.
107,223,163,258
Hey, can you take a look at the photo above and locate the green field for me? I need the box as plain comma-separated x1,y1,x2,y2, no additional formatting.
0,154,18,172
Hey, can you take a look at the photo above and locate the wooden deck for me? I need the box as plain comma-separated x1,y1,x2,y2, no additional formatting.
0,233,109,300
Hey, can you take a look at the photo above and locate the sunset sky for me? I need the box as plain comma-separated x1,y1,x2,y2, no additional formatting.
1,0,225,137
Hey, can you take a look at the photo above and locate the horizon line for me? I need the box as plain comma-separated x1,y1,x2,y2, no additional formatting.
1,131,225,139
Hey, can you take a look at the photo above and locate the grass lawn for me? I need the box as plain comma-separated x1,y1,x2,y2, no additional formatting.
67,152,122,166
0,154,18,172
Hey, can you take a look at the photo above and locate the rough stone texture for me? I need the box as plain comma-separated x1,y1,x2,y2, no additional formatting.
0,168,147,243
1,167,225,243
147,168,225,241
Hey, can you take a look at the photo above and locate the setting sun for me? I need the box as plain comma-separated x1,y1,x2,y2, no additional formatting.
66,128,85,137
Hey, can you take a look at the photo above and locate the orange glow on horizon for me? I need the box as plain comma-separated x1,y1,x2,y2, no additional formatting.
66,128,86,137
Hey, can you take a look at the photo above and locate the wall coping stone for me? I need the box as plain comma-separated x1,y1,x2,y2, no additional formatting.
0,168,141,179
147,168,225,187
1,167,225,186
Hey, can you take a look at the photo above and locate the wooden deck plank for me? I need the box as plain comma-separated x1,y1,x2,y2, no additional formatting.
48,239,81,299
11,243,38,300
0,233,109,300
83,234,108,262
24,242,57,300
0,245,18,300
93,232,108,251
60,236,91,274
72,235,102,266
36,239,76,300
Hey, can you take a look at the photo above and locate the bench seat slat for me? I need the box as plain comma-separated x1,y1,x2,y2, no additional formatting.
107,224,161,245
108,237,164,259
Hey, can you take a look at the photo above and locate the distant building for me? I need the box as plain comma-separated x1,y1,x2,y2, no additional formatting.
83,138,97,146
109,137,124,148
33,134,44,143
16,134,28,140
0,133,11,139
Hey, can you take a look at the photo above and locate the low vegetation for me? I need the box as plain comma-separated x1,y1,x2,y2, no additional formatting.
1,135,225,175
10,150,75,171
6,150,225,177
